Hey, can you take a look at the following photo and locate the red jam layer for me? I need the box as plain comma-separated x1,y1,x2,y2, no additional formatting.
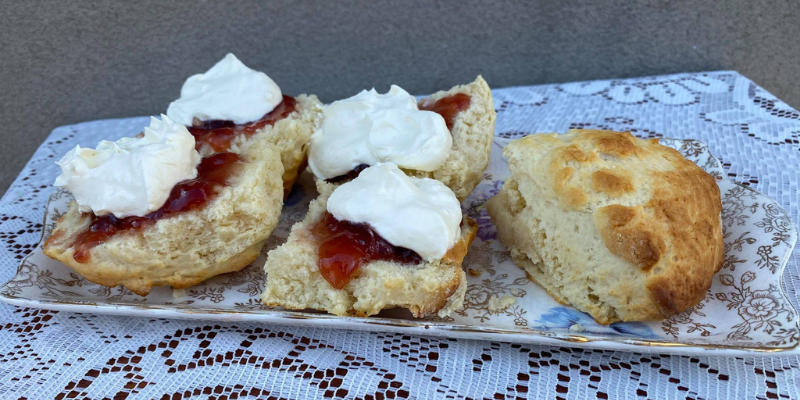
189,95,297,152
311,211,422,289
419,93,471,130
70,152,242,263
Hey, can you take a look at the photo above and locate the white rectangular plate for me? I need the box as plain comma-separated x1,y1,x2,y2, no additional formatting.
1,138,797,357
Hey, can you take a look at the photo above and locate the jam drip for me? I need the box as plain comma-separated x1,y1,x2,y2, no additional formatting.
325,164,369,184
419,93,471,130
325,93,471,182
189,95,297,152
71,152,241,263
312,212,422,289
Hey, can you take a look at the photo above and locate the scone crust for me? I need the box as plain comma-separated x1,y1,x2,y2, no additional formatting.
410,76,496,201
198,94,323,195
487,130,723,323
43,140,285,296
261,181,477,318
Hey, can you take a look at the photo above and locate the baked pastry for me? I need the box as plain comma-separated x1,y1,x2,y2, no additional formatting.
307,76,495,201
262,163,477,317
486,129,724,323
44,117,284,296
167,53,322,195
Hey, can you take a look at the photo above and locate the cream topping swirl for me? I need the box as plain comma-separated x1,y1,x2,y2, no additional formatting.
308,85,451,180
54,115,201,218
326,163,462,261
167,53,283,126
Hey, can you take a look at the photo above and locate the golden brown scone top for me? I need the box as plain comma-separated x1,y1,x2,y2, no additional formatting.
505,129,724,318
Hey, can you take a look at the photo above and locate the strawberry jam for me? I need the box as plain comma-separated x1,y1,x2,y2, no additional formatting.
312,211,422,289
71,152,241,263
419,93,471,130
189,95,297,152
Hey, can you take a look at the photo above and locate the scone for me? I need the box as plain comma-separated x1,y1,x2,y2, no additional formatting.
486,129,724,324
167,53,323,195
307,76,495,201
43,117,284,296
262,163,477,317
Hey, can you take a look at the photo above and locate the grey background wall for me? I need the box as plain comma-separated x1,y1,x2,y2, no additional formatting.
2,0,798,194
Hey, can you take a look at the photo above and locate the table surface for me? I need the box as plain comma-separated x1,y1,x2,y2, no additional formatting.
1,71,798,399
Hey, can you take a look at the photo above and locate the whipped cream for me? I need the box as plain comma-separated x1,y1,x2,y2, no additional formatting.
54,115,201,218
326,163,462,261
166,53,283,126
308,85,451,180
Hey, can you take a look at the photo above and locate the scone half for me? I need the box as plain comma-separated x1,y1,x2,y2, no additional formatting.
43,141,285,296
487,130,724,324
261,180,477,318
311,76,496,202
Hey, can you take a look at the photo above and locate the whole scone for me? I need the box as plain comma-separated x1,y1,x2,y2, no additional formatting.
43,140,284,296
486,129,724,324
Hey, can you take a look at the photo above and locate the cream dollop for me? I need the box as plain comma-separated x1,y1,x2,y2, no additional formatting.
54,115,201,218
308,85,451,180
326,163,462,261
166,53,283,126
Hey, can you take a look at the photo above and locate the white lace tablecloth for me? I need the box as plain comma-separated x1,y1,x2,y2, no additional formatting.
1,71,798,399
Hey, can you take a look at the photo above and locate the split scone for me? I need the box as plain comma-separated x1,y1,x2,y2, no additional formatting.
307,76,495,201
43,116,284,296
486,130,724,324
167,53,323,195
262,163,478,317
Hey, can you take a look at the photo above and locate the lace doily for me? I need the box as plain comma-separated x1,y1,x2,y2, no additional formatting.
1,71,798,398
